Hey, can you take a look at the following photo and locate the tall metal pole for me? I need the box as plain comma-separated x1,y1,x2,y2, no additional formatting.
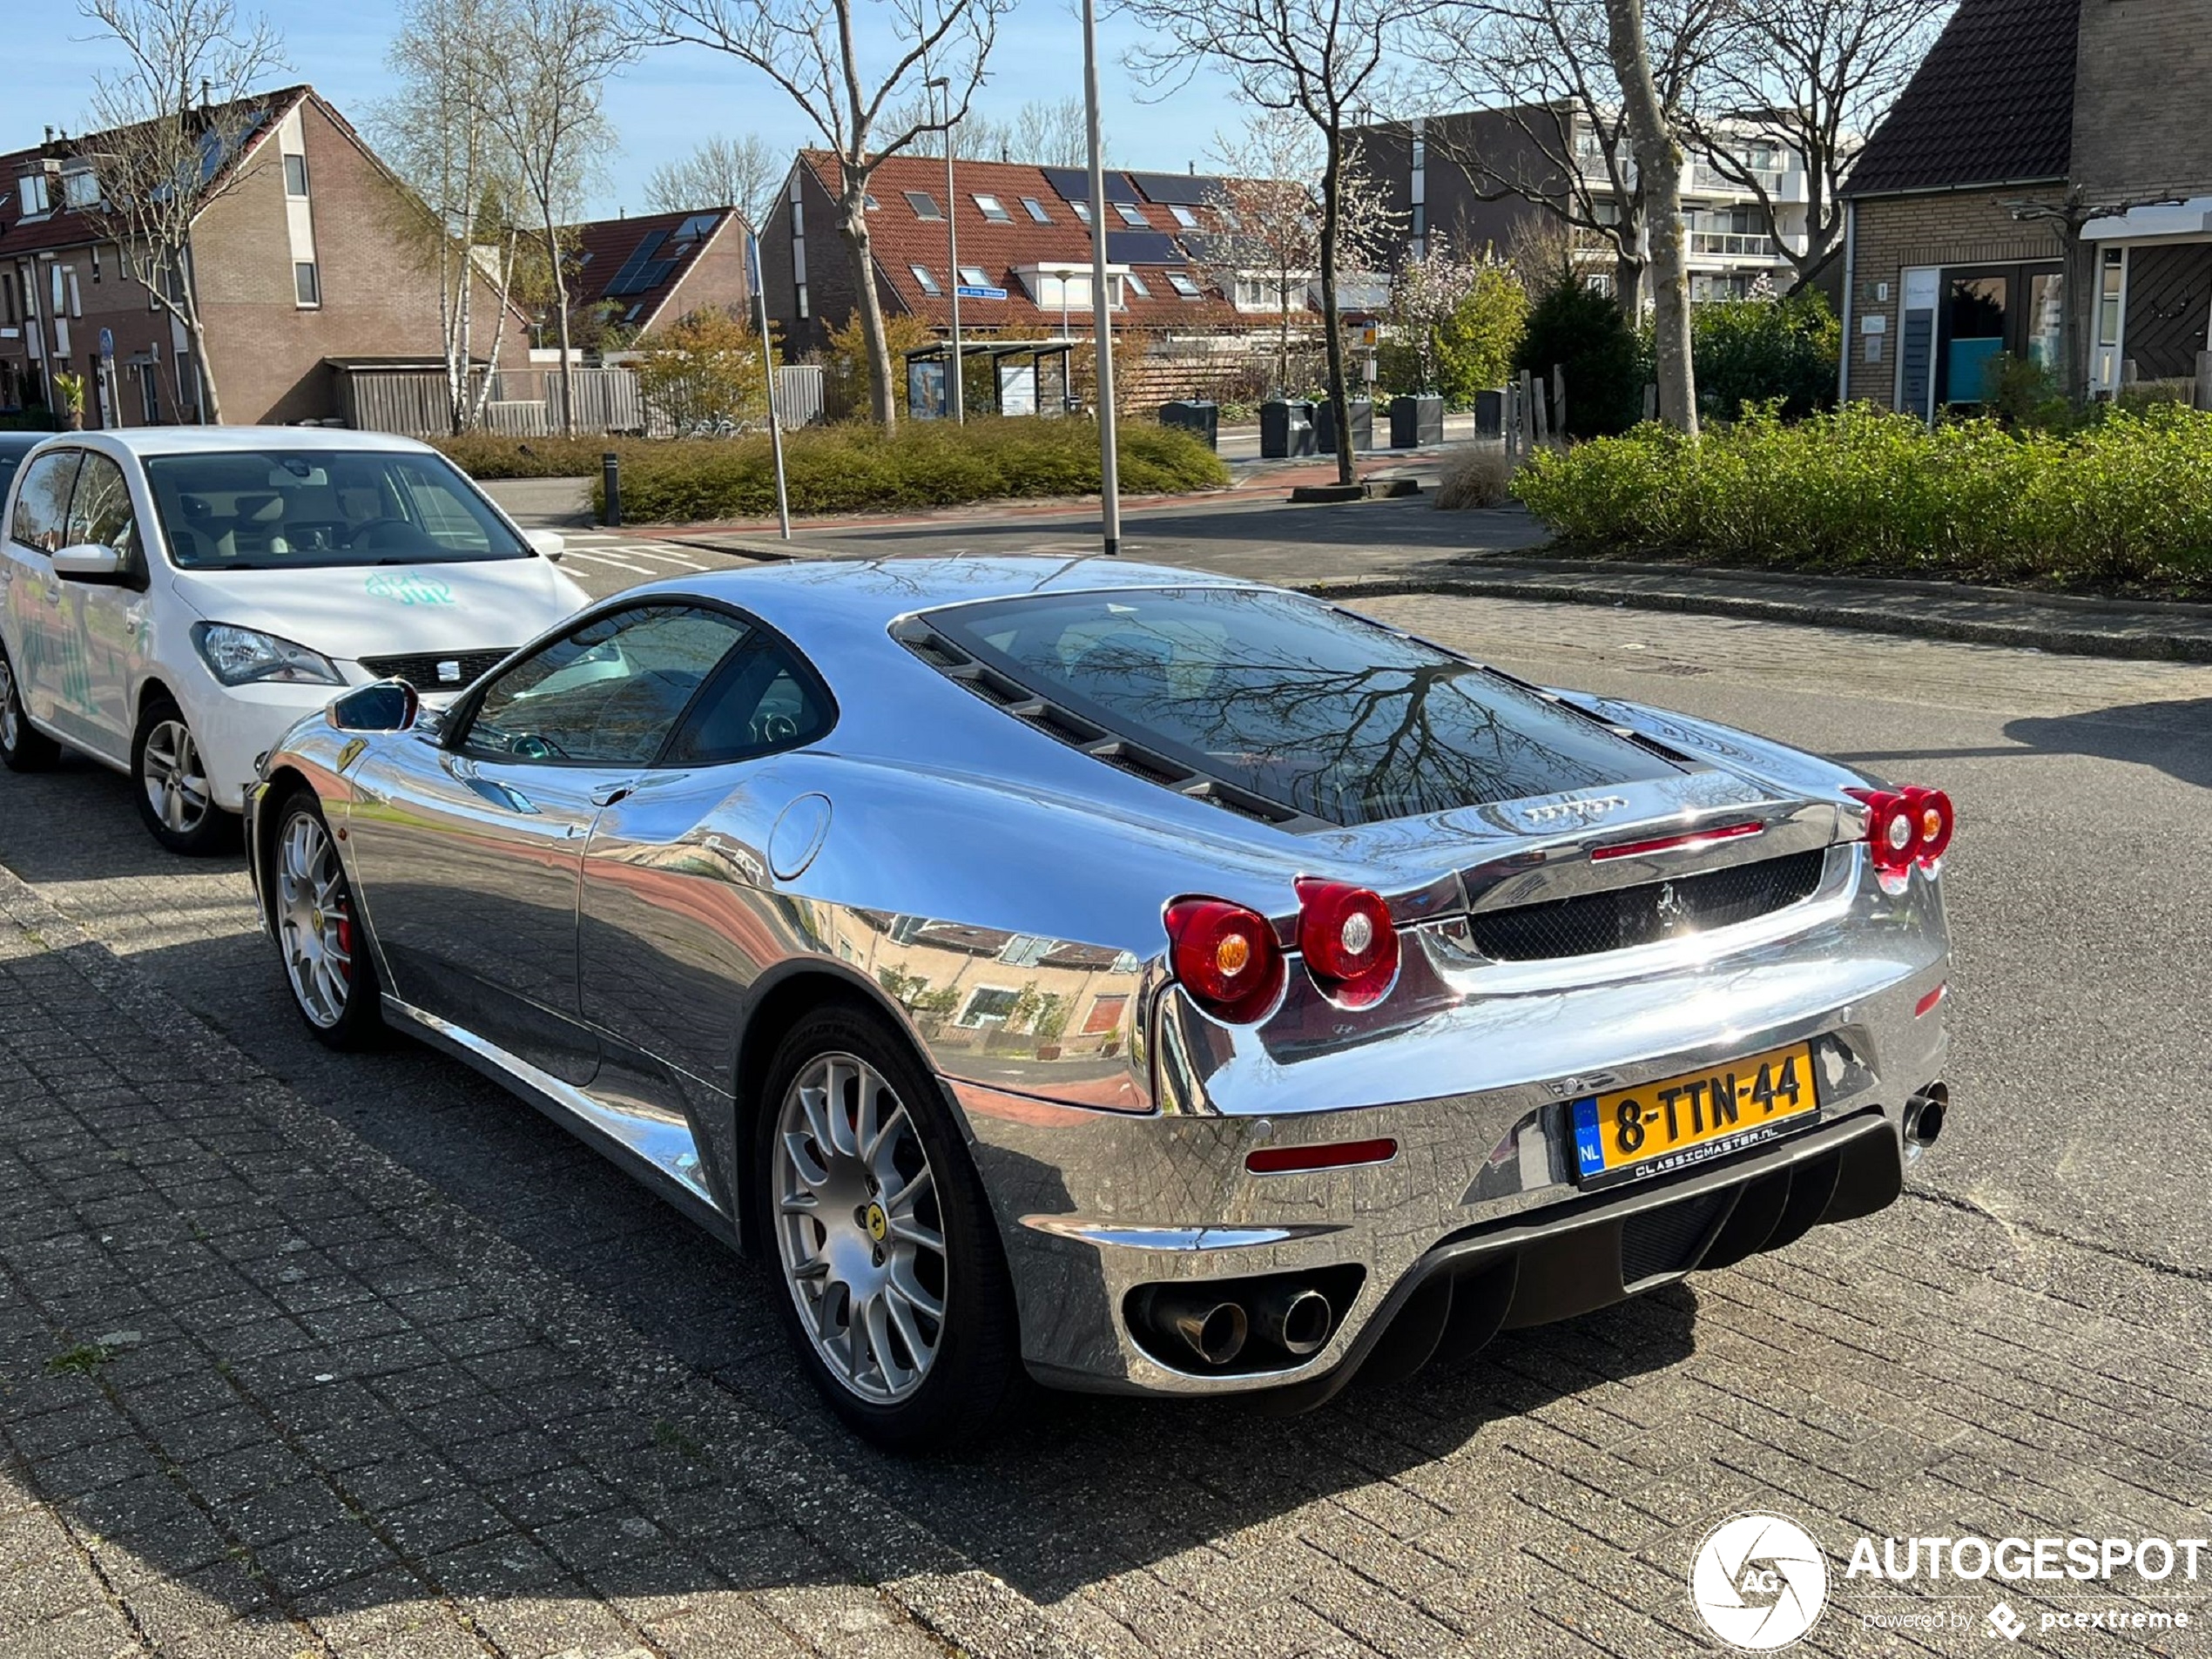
748,233,792,540
930,77,964,424
1081,0,1119,555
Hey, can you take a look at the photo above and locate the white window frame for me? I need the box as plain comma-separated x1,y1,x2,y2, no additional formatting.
909,263,942,295
1165,271,1203,300
1113,202,1149,227
903,190,942,220
957,986,1022,1028
293,260,320,307
1020,196,1052,223
972,192,1011,223
283,153,310,198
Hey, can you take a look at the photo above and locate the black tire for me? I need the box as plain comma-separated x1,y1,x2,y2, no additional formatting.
131,695,234,855
756,1001,1023,1451
266,786,385,1050
0,640,59,772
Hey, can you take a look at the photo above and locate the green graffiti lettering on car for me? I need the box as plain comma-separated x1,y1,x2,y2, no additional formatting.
364,572,457,607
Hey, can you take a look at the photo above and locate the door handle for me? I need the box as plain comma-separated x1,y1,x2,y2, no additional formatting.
590,781,634,807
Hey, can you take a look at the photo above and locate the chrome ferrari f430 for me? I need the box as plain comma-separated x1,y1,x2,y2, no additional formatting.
246,559,1954,1447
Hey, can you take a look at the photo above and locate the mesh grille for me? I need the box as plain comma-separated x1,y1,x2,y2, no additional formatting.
359,649,515,691
1620,1190,1730,1284
1471,849,1827,961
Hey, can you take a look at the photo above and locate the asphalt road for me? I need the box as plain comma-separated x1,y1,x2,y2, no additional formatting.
4,568,2209,1656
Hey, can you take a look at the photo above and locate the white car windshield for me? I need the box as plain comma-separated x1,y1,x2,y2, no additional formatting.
142,448,531,570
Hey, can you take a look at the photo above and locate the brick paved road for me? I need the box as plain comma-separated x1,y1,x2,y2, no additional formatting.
5,589,2212,1656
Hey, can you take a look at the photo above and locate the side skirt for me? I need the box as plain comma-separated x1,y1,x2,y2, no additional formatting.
382,995,738,1249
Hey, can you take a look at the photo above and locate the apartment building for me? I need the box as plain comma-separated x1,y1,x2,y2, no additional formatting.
0,84,525,429
1352,105,1811,302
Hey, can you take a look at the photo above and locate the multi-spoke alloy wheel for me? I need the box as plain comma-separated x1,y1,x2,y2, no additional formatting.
267,789,382,1049
141,718,209,835
132,702,228,853
772,1052,949,1403
278,807,354,1029
757,1006,1021,1448
0,646,58,772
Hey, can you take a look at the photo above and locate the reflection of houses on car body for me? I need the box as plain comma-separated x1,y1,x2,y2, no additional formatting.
0,85,529,428
1351,106,1811,302
1840,0,2212,414
755,150,1329,406
543,206,754,354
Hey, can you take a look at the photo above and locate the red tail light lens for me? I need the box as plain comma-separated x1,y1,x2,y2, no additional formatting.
1847,786,1955,874
1294,879,1399,1008
1163,897,1285,1023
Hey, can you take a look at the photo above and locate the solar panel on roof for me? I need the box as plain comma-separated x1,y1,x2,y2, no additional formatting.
1041,165,1136,204
1105,230,1184,266
1126,171,1228,206
603,228,671,297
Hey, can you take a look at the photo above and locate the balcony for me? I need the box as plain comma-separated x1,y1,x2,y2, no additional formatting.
1689,231,1779,258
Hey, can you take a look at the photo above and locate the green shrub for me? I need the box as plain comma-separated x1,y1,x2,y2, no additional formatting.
1514,277,1641,438
1693,289,1840,422
1434,265,1529,408
570,417,1228,523
433,433,632,479
1514,401,2212,589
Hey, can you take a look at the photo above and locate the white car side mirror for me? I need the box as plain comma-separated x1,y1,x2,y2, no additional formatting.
51,543,124,579
523,529,566,563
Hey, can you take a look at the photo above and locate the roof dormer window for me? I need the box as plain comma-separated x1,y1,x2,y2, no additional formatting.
17,172,51,219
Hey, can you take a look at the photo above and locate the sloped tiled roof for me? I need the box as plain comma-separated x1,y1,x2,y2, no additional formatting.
1844,0,2080,197
799,150,1284,331
565,206,741,329
0,84,311,260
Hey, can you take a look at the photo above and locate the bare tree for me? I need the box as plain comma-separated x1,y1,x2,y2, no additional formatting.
1415,0,1715,319
644,0,1010,428
73,0,286,423
375,0,531,434
1011,98,1091,168
477,0,633,437
1123,0,1423,487
888,94,1013,161
1197,108,1399,395
644,132,784,225
1685,0,1949,288
1603,0,1696,430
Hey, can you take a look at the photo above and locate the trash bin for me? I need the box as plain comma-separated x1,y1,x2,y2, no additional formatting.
1159,400,1220,449
1474,388,1506,438
1389,393,1445,448
1312,397,1373,455
1259,399,1316,459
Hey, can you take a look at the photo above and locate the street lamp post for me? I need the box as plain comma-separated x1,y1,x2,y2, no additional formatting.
1081,0,1119,555
927,76,964,424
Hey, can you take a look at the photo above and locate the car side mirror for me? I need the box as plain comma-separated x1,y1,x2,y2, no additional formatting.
51,543,124,580
523,529,566,563
327,678,420,733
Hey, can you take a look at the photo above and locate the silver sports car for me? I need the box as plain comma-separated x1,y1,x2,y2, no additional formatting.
245,558,1955,1447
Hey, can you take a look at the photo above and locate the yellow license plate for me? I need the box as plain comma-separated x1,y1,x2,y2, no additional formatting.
1570,1041,1818,1184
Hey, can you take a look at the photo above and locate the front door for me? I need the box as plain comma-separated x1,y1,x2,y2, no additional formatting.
344,601,755,1083
50,450,153,763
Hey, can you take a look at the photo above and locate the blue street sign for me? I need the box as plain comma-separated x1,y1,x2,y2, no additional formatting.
98,327,114,357
954,285,1008,300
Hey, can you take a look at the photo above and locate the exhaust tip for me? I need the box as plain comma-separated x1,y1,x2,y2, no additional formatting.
1146,1289,1249,1366
1905,1082,1948,1151
1256,1286,1333,1357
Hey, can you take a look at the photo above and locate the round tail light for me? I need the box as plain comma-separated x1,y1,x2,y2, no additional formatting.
1905,786,1954,863
1294,879,1399,1008
1163,898,1285,1024
1848,786,1954,875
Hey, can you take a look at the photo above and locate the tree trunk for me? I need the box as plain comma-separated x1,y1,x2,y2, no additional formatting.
1318,125,1355,488
472,230,522,428
545,209,576,439
1604,0,1696,435
837,165,899,428
1612,248,1645,321
2057,214,2095,406
187,314,223,424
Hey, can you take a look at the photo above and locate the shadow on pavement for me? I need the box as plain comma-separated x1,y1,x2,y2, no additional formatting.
2000,698,2212,789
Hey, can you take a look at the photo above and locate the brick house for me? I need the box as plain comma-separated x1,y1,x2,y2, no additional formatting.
1840,0,2212,414
551,206,753,351
0,84,527,430
758,149,1300,368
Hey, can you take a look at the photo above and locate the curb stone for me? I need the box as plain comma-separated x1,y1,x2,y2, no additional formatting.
0,864,1107,1659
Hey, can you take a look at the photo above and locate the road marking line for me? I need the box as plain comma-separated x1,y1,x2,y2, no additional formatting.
560,550,657,573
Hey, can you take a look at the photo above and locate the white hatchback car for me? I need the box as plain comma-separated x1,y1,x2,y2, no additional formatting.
0,428,590,851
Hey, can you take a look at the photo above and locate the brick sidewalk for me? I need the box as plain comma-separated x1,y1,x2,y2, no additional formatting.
0,869,1089,1659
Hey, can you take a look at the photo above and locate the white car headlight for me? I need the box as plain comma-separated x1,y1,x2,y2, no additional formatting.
192,623,344,687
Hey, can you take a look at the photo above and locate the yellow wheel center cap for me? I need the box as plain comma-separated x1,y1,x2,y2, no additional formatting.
864,1202,889,1244
310,908,324,932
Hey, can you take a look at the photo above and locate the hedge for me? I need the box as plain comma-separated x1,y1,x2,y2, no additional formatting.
434,419,1230,520
1514,403,2212,590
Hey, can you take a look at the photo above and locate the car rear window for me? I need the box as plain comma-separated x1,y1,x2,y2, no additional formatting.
923,587,1682,826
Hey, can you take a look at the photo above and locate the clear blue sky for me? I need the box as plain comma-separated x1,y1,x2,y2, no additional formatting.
12,0,1247,218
